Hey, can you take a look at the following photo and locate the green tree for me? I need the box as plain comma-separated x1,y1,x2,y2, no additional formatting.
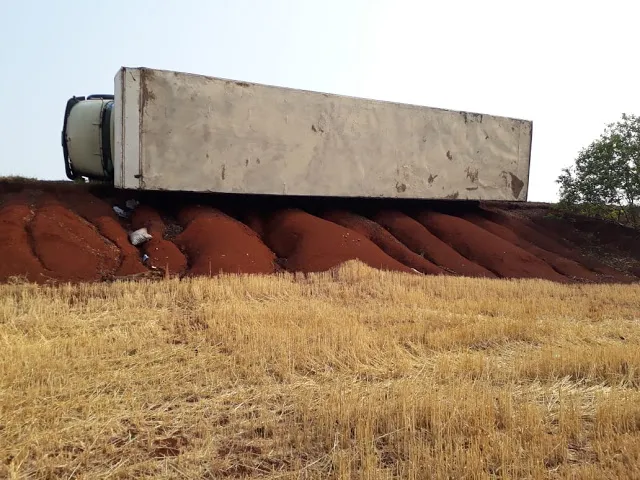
556,113,640,226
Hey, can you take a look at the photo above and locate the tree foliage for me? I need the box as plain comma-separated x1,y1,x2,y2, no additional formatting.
556,113,640,226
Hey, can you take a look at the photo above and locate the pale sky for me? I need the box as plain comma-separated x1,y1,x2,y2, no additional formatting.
1,0,637,202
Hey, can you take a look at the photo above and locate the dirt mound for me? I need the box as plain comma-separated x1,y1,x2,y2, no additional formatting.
536,214,640,259
371,210,495,278
241,212,267,239
413,211,569,282
321,210,446,275
173,206,277,275
62,192,148,277
478,208,629,279
0,192,51,283
0,179,637,285
131,206,188,275
29,195,120,282
459,212,601,282
263,209,414,274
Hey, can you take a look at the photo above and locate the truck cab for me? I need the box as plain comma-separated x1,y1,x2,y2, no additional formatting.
61,94,115,181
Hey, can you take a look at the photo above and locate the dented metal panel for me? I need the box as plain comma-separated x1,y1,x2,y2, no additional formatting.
113,67,532,200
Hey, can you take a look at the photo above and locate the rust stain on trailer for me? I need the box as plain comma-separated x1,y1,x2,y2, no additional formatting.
460,112,483,124
428,174,438,185
501,171,525,198
396,182,407,193
227,80,250,88
465,166,479,184
510,173,524,198
140,69,157,111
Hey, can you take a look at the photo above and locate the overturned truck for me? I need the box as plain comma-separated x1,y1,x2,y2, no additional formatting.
61,66,532,201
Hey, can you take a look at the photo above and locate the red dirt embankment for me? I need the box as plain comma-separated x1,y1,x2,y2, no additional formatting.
262,209,414,274
173,206,277,275
62,192,148,277
536,214,640,261
0,192,49,283
321,210,447,275
371,210,495,278
0,180,637,285
460,212,601,282
413,210,569,282
131,206,187,275
478,208,630,280
29,194,120,282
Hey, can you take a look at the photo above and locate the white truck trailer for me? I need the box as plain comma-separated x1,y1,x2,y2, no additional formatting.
62,67,533,201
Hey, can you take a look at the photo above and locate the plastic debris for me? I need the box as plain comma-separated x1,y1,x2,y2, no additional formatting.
125,199,140,210
113,206,130,218
142,254,149,263
129,228,152,246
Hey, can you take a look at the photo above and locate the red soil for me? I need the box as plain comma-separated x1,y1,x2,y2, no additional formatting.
262,209,414,274
413,211,569,282
533,213,640,259
460,212,601,282
478,208,628,279
321,210,447,275
131,206,188,275
0,180,637,285
173,205,277,275
372,210,495,278
242,212,267,240
62,192,148,276
0,192,51,283
29,195,120,282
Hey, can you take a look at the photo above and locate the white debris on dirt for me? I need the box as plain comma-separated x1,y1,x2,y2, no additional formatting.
129,228,152,246
113,206,130,218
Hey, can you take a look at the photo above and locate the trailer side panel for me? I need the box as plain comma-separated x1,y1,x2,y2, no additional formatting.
114,67,532,200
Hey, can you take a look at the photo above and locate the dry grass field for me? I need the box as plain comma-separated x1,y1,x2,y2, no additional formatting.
1,261,640,479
